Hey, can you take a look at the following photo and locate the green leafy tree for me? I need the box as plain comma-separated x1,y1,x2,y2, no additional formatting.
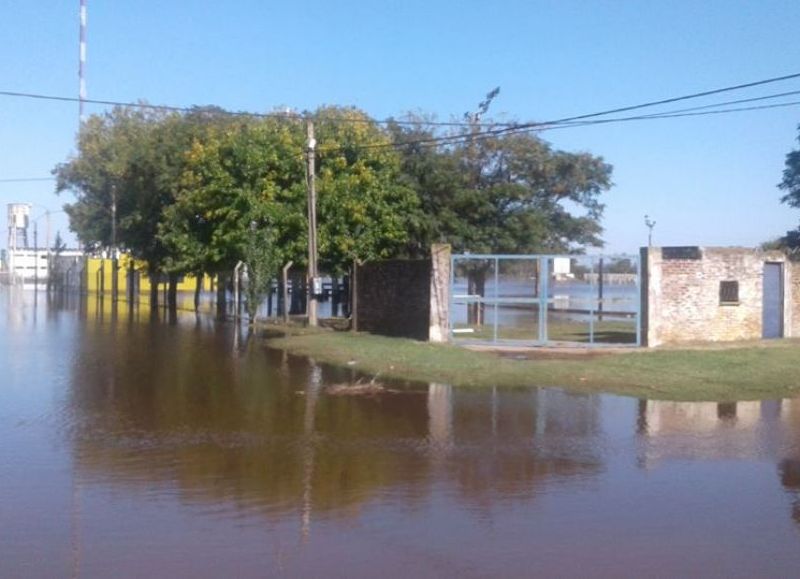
391,97,612,323
55,106,159,253
57,105,234,308
243,219,283,323
158,115,307,314
777,125,800,254
314,107,421,275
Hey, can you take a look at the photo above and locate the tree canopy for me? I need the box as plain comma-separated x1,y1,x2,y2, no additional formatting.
776,124,800,252
54,98,615,315
390,117,612,257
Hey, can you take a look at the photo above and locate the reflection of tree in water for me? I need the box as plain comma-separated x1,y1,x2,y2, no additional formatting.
67,314,605,533
779,459,800,526
68,318,433,524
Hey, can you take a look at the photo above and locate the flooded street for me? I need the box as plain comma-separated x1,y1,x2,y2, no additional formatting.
3,290,800,578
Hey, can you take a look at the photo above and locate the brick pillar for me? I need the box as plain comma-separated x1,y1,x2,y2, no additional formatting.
429,244,451,342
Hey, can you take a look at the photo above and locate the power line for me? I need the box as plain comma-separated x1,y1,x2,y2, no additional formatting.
2,70,800,132
5,95,800,172
318,95,800,155
7,96,800,180
517,99,800,133
0,89,512,129
520,71,800,128
317,72,800,154
2,70,799,157
629,89,800,116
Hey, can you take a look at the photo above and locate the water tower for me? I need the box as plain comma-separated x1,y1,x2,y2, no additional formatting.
7,204,31,250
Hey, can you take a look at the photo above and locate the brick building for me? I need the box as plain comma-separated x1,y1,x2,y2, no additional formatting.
641,246,799,347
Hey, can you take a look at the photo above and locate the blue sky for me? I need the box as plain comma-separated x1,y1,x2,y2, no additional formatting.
2,0,800,253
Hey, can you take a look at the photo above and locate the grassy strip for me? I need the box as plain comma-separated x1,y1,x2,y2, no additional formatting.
265,327,800,402
455,319,637,344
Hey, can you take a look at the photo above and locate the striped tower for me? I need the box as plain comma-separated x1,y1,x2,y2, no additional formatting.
79,0,87,121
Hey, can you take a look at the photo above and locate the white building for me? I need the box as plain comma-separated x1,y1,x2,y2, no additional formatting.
3,203,83,284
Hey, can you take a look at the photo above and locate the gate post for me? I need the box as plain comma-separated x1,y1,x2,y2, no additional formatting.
538,257,549,343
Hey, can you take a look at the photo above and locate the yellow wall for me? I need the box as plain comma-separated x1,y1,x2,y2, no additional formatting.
85,257,215,294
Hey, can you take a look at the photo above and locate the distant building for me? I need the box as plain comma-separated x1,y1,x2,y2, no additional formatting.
3,202,83,284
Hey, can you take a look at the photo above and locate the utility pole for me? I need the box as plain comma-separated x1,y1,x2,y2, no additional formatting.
306,118,319,327
644,215,656,247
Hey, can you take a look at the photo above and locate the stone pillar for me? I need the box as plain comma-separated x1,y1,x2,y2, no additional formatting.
429,243,451,343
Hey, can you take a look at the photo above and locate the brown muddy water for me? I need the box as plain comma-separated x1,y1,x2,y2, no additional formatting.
3,290,800,578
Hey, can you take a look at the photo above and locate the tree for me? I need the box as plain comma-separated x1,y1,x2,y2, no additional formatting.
56,106,233,310
780,127,800,208
158,115,307,315
55,107,159,253
243,220,283,323
391,97,613,324
52,231,67,253
777,126,800,255
55,106,179,308
313,107,421,275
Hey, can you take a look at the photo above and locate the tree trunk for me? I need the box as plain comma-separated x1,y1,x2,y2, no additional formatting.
216,272,227,320
331,276,340,317
277,277,285,318
128,261,136,303
342,274,351,318
149,274,159,310
194,273,202,312
168,273,178,317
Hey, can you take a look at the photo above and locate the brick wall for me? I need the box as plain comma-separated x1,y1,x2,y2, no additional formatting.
354,245,451,341
643,247,794,346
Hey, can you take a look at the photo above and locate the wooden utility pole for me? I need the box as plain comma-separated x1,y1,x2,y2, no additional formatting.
306,118,319,326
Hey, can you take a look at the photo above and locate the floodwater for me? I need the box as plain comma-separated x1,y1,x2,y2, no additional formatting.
2,290,800,578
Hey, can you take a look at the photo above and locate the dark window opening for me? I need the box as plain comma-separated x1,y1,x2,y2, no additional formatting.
720,281,739,305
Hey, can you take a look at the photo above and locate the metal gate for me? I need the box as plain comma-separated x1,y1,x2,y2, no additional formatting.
450,254,641,347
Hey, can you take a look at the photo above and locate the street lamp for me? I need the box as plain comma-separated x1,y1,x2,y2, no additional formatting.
644,215,656,247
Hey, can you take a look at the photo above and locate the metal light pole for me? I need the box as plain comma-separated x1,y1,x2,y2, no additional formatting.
644,215,656,247
111,186,118,302
30,209,52,288
306,118,319,327
33,220,38,287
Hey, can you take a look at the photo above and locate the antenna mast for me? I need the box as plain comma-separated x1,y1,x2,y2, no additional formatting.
79,0,87,121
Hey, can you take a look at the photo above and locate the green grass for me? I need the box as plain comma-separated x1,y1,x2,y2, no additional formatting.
454,319,637,344
264,326,800,402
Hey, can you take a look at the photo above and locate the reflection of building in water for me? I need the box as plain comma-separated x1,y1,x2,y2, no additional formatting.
640,398,800,530
641,400,764,435
637,399,787,467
